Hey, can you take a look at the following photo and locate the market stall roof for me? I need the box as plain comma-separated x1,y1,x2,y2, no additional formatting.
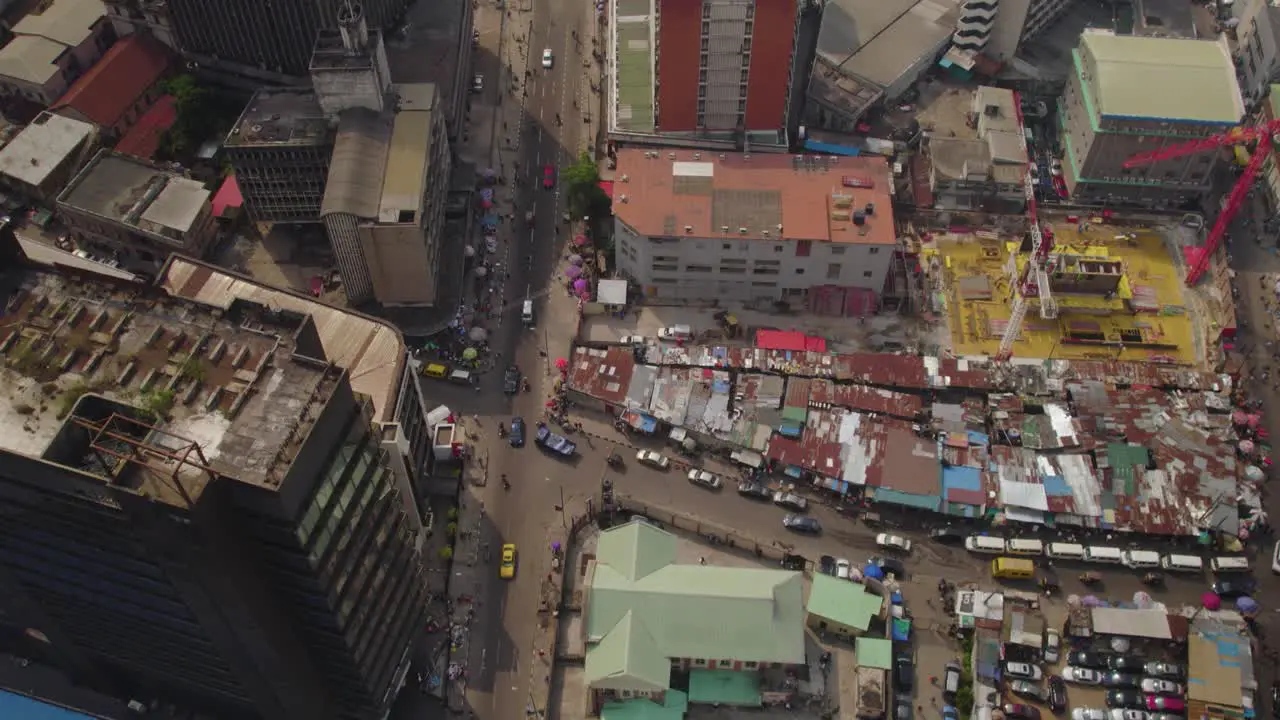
1090,607,1176,640
598,278,628,305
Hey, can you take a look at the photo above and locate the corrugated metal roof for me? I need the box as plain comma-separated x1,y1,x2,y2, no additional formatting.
648,367,696,425
807,575,884,632
809,379,922,419
567,346,637,405
320,108,392,219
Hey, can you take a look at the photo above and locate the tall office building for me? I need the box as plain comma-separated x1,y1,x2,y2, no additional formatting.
102,0,411,80
0,259,426,719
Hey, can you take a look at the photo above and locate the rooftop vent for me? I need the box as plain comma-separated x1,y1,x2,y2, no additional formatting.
693,153,701,160
667,152,676,159
684,225,693,233
721,225,730,233
619,194,628,203
738,227,747,234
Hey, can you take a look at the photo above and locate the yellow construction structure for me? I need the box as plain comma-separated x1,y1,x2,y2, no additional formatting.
931,222,1196,364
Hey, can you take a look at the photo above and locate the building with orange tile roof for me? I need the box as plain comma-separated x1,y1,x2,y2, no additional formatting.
51,34,173,139
612,147,897,312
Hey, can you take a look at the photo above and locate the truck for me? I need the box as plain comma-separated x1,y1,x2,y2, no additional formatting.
535,423,577,457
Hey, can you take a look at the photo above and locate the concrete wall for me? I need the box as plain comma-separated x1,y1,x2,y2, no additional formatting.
361,222,436,306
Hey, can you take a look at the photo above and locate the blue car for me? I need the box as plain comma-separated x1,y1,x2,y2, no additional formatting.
535,423,577,456
510,417,525,447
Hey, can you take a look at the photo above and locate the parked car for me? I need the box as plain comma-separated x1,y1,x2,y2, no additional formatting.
503,365,522,394
818,555,837,576
870,555,907,578
636,450,669,469
943,663,962,701
835,558,852,580
1140,679,1183,697
944,707,961,720
1143,662,1183,680
535,424,577,456
876,533,913,553
687,469,722,490
1108,711,1147,720
1108,656,1146,673
509,416,525,447
1144,697,1184,712
894,653,914,693
618,335,647,346
1211,578,1257,599
543,164,555,189
897,695,914,720
1010,680,1045,703
931,527,965,545
1074,710,1107,720
783,514,820,534
656,325,692,341
737,481,772,501
1104,673,1142,689
1044,629,1062,664
773,492,808,512
1148,714,1182,720
541,48,553,68
1069,651,1110,669
1106,691,1145,709
1004,662,1043,681
471,73,484,92
1004,704,1041,720
1063,667,1103,685
1048,676,1068,712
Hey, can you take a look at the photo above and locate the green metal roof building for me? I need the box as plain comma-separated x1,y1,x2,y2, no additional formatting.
584,520,806,706
806,574,885,638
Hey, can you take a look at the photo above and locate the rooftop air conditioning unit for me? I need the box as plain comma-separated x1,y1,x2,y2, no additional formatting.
685,225,693,232
667,152,676,159
738,227,747,234
693,153,701,159
721,225,730,233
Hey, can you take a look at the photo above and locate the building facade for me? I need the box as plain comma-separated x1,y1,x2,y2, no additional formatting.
225,89,336,223
1058,32,1244,208
612,148,896,313
0,111,98,202
0,0,115,105
952,0,1077,61
57,150,218,274
919,86,1027,211
1234,0,1280,107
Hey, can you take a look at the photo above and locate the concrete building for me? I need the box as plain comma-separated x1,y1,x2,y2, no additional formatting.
1235,0,1280,107
918,85,1027,210
612,147,897,313
804,0,962,132
0,0,114,105
1254,85,1280,221
0,256,427,720
608,0,807,149
321,83,452,306
56,149,216,273
49,32,171,140
582,520,805,713
224,89,335,223
0,110,98,202
951,0,1076,62
1058,32,1244,208
309,5,393,118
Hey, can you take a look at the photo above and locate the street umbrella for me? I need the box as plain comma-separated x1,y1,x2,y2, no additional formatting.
863,563,884,580
469,327,488,342
1066,594,1081,607
475,266,488,277
1201,592,1222,610
564,265,582,278
1132,591,1153,608
1249,413,1262,428
573,234,588,246
551,541,562,553
555,358,569,370
1237,596,1260,614
1240,440,1256,454
1234,410,1249,426
1246,465,1265,482
569,254,584,265
573,278,589,293
461,347,479,361
464,245,476,257
1080,595,1103,607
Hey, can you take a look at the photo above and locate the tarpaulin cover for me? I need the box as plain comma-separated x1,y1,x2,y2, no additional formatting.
891,617,911,642
755,330,807,352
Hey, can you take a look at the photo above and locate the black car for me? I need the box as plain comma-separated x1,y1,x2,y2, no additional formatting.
503,365,521,395
1068,651,1109,669
509,416,525,447
1102,672,1141,688
1003,704,1041,720
1106,690,1145,709
1047,675,1067,713
871,555,907,578
819,555,837,576
894,653,914,693
1107,655,1144,673
737,481,772,501
930,527,965,545
1212,578,1257,599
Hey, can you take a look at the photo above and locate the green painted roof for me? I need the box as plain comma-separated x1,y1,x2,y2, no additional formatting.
1080,33,1243,124
806,574,884,632
613,0,654,133
585,520,805,691
856,637,894,670
583,611,670,691
688,669,763,706
1269,85,1280,120
601,690,688,720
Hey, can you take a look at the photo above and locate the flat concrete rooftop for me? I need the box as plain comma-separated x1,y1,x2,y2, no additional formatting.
60,151,210,238
226,89,334,148
0,267,341,505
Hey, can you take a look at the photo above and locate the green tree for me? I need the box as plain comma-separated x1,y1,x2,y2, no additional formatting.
563,151,612,219
158,74,217,158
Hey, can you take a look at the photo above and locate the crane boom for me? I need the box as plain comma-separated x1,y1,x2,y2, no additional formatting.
1122,121,1280,168
997,169,1054,360
1186,131,1271,284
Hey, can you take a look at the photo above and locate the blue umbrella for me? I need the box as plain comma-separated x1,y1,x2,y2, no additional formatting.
1237,596,1260,614
863,563,884,580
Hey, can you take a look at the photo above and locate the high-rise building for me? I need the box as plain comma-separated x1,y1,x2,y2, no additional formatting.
608,0,807,149
224,89,336,223
0,255,428,719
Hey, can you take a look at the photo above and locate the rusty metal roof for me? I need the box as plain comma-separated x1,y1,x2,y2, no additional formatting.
566,346,637,405
808,379,923,419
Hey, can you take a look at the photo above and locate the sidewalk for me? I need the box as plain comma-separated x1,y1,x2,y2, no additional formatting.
443,492,490,712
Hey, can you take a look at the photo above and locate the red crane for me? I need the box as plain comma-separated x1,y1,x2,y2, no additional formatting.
1122,119,1280,285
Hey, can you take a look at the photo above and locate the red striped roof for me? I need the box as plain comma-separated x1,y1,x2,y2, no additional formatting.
114,95,177,160
52,35,173,128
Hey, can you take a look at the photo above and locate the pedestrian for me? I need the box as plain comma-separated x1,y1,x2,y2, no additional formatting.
699,556,706,565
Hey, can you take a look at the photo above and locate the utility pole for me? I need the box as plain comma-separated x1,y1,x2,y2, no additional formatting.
553,484,567,528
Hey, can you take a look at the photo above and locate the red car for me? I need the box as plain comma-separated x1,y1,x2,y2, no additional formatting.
1145,697,1185,712
543,165,555,189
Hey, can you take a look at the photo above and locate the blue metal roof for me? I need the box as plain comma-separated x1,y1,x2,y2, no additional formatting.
0,690,97,720
802,139,861,157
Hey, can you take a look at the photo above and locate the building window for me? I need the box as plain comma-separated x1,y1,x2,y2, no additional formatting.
868,247,880,254
720,266,746,274
744,661,758,669
694,659,706,666
796,241,811,256
863,271,873,278
831,246,846,255
686,265,712,273
826,263,841,280
718,659,733,668
774,245,783,252
795,268,804,274
722,243,731,250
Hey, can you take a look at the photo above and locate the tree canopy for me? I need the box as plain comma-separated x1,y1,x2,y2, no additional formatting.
563,151,611,219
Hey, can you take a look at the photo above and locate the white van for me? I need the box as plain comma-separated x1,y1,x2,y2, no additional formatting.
1084,546,1124,564
1210,556,1251,573
965,536,1007,554
1161,554,1204,573
1121,550,1161,569
1006,539,1044,557
521,300,535,327
1046,542,1086,561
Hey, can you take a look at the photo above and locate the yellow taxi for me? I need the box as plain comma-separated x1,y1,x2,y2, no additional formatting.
499,543,517,579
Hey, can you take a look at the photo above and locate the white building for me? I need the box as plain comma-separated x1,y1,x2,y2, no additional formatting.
612,148,897,315
0,0,112,105
952,0,1077,61
0,110,98,201
1235,0,1280,106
